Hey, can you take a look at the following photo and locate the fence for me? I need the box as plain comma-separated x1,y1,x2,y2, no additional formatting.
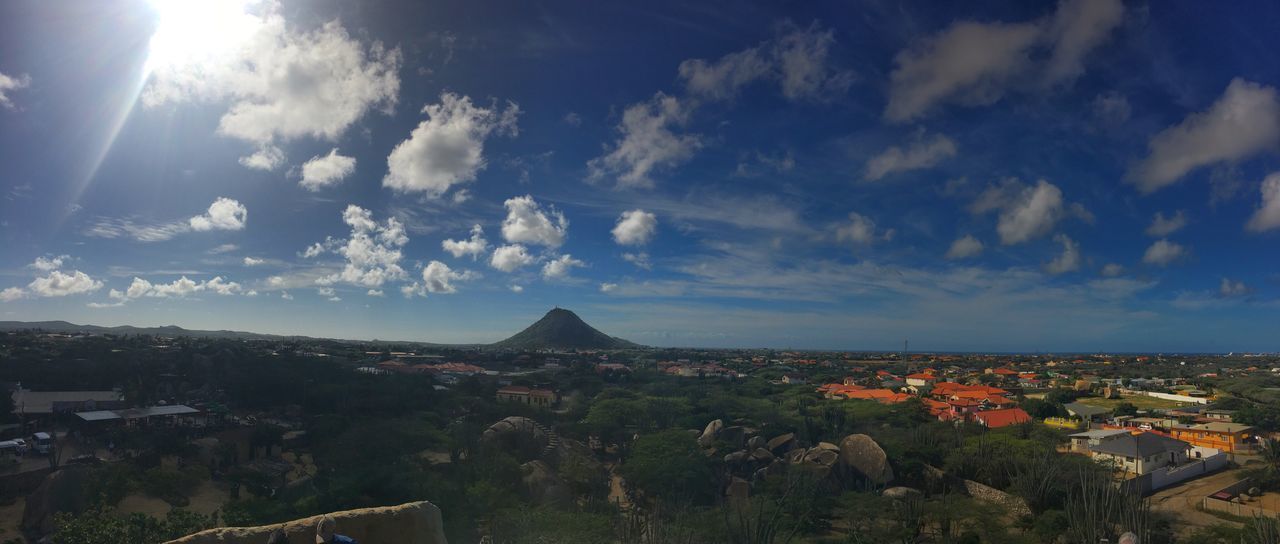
1120,452,1228,495
1202,478,1277,518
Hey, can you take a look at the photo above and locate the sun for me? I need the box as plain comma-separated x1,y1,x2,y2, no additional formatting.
144,0,261,74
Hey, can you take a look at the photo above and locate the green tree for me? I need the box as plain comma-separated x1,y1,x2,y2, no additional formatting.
620,429,715,505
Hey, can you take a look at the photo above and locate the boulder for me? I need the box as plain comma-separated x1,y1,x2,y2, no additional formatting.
815,442,839,452
802,448,839,467
784,449,806,464
751,448,775,463
521,460,571,506
747,436,765,451
23,467,92,535
724,450,749,464
698,419,725,447
721,426,748,449
480,416,550,462
839,434,894,485
168,501,447,544
766,433,796,455
883,486,922,500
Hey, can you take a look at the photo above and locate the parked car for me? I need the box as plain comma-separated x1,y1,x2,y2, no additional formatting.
31,432,53,454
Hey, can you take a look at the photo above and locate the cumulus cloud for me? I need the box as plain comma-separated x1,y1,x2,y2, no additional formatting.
542,254,585,280
1220,277,1251,298
509,284,524,293
587,92,700,189
1100,263,1124,277
1145,210,1187,237
835,212,892,246
612,209,657,246
383,93,519,197
490,244,534,273
1246,172,1280,232
501,195,567,247
442,224,489,260
300,148,356,191
865,131,957,180
143,4,401,169
622,252,652,270
84,218,191,242
1,287,27,302
600,282,619,293
238,145,286,171
243,257,264,266
189,197,248,231
209,243,239,254
0,70,30,110
944,235,984,259
971,179,1081,245
30,255,69,272
281,291,293,300
1044,234,1081,275
1130,79,1280,192
119,276,243,299
1142,239,1188,267
401,260,477,297
678,21,852,102
27,270,103,297
311,205,409,288
885,0,1123,122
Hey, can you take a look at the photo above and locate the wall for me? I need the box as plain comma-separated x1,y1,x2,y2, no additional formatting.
1122,453,1228,495
961,478,1032,518
165,501,448,544
1137,391,1209,405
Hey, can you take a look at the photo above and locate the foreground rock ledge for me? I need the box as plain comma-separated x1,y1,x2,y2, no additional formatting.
165,501,448,544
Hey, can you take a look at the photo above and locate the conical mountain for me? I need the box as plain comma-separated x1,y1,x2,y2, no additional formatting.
491,308,639,350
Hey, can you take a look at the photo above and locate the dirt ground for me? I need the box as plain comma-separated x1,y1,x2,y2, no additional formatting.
116,479,230,519
1149,467,1248,536
0,497,26,543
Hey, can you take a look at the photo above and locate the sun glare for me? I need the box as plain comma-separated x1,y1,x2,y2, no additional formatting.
145,0,260,73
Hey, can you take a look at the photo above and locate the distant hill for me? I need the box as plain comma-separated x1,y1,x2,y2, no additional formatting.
0,320,301,340
490,308,639,350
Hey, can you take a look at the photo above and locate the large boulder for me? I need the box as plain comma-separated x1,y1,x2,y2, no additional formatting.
166,501,447,544
521,460,572,506
720,426,747,449
698,419,724,447
838,434,894,485
747,436,765,451
766,433,796,455
751,448,775,463
802,448,839,467
724,450,749,464
23,467,92,535
481,416,550,462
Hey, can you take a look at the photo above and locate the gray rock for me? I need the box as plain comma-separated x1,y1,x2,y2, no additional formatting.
839,434,894,485
721,425,747,449
815,441,839,452
698,419,724,447
882,486,922,500
751,448,776,462
766,432,796,455
747,436,765,450
724,450,749,464
803,448,839,467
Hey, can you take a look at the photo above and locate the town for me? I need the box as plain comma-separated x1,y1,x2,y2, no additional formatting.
3,311,1280,543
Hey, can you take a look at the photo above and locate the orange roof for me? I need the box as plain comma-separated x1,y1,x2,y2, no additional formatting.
975,408,1031,428
839,389,905,403
992,368,1018,375
905,373,938,380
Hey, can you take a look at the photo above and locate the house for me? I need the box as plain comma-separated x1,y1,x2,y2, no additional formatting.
1088,432,1191,475
782,374,808,385
1204,409,1236,422
1062,402,1111,422
12,388,125,416
973,408,1031,428
905,373,939,387
495,386,559,408
1068,428,1131,454
1170,422,1257,454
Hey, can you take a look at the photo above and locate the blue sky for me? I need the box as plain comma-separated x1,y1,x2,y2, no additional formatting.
2,0,1279,352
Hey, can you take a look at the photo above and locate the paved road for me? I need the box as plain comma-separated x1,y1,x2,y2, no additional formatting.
1149,467,1246,536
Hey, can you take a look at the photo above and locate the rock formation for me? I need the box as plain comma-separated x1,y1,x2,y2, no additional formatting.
166,501,447,544
838,434,894,485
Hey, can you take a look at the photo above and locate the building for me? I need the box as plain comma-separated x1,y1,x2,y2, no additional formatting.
495,386,559,408
1068,428,1131,454
1088,432,1191,476
1171,422,1257,454
782,374,808,385
972,408,1032,428
12,388,125,416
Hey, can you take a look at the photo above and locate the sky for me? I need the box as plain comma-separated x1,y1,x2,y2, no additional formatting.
1,0,1279,353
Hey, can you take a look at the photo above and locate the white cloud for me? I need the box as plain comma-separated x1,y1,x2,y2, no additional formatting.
864,132,957,180
587,92,700,189
327,296,342,302
1100,263,1124,277
971,179,1076,245
243,257,264,266
490,244,534,273
0,70,30,110
367,289,384,297
84,218,191,242
383,92,519,197
600,282,619,293
944,235,984,259
441,224,489,259
300,148,356,191
1,287,27,302
143,5,401,168
317,286,335,297
835,212,892,246
402,260,477,297
1044,234,1081,275
1092,91,1131,125
120,276,242,299
509,284,524,293
1142,239,1188,267
542,254,585,280
612,209,658,246
238,144,286,171
678,22,851,102
209,243,239,254
281,291,293,300
189,197,248,231
622,252,652,270
563,112,582,126
30,255,69,272
27,270,103,297
501,195,567,247
1220,277,1251,297
311,205,409,288
885,0,1123,122
1130,79,1280,192
1145,210,1188,237
1246,172,1280,232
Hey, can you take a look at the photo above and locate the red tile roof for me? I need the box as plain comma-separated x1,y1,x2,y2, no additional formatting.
975,408,1032,428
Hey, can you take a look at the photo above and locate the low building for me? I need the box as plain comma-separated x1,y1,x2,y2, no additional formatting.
1088,432,1191,476
1171,422,1257,454
973,408,1031,428
12,388,125,416
1068,428,1130,454
496,386,558,408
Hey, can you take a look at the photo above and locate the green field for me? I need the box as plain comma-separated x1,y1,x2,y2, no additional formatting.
1074,395,1191,411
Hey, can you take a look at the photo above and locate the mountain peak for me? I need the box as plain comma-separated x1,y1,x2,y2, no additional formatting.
491,308,638,350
